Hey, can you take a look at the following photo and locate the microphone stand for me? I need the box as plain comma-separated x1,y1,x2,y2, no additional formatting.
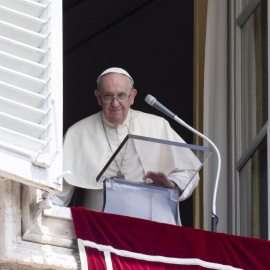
145,94,221,232
174,116,220,232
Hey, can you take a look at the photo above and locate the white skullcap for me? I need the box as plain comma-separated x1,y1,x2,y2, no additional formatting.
97,67,134,84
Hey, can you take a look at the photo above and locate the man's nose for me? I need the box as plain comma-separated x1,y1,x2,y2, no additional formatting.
111,97,120,105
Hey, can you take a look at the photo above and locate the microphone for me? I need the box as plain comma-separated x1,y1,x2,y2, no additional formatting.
145,94,221,232
145,94,176,119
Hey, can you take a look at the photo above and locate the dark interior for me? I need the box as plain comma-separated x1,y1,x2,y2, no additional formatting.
63,0,195,227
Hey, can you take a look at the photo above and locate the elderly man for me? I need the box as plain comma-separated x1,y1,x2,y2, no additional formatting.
52,67,199,224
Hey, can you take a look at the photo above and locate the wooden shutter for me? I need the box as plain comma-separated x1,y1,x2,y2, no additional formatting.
0,0,63,193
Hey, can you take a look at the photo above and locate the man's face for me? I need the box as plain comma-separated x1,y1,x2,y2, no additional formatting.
94,73,137,125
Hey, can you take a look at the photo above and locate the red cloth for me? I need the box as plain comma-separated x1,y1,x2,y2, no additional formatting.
71,207,270,270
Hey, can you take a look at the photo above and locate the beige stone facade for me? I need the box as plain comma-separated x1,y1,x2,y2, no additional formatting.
0,180,80,270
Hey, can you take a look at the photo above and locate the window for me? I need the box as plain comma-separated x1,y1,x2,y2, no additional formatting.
0,0,63,193
235,0,268,239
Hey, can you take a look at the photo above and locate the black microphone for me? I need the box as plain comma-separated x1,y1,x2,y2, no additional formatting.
145,94,176,119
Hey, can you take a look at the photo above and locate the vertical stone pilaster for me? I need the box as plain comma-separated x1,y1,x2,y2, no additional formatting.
0,180,21,262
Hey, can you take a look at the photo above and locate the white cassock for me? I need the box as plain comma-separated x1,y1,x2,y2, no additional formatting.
51,109,201,225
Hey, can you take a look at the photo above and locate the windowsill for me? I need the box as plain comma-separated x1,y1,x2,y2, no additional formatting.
43,204,73,220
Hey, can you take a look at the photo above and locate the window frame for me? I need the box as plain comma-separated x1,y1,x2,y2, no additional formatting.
233,0,270,239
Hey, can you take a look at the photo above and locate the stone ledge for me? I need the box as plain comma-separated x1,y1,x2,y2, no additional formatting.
0,238,80,270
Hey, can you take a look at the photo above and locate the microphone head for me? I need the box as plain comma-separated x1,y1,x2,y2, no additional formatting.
145,94,156,106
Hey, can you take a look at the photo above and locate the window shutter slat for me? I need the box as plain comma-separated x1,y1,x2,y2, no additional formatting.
0,36,46,62
0,112,47,138
0,5,47,33
0,51,47,78
0,21,47,47
0,81,46,107
0,66,46,92
0,127,46,154
0,96,47,123
0,0,48,18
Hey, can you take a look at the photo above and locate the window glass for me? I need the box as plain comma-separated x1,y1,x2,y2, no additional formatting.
241,0,268,154
241,0,252,9
239,136,268,239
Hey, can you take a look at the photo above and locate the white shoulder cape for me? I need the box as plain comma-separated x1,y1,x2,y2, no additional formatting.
63,110,199,189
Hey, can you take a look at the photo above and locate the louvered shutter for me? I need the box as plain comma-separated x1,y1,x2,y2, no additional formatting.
0,0,63,193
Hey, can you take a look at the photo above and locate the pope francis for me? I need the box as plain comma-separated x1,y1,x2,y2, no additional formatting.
51,67,200,225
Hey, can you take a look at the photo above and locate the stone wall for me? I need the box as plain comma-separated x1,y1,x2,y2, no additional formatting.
0,180,80,270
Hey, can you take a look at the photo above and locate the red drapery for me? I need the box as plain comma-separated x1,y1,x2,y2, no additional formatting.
71,207,270,270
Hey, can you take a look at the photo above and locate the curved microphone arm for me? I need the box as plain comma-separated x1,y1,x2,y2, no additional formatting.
145,94,221,232
174,116,221,232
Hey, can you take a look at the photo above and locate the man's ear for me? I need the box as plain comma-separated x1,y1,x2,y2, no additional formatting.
130,89,137,105
94,90,102,106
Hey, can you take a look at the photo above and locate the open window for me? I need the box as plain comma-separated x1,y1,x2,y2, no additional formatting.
0,0,63,194
234,0,268,239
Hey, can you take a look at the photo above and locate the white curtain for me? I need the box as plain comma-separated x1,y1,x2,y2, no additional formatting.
203,0,228,232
